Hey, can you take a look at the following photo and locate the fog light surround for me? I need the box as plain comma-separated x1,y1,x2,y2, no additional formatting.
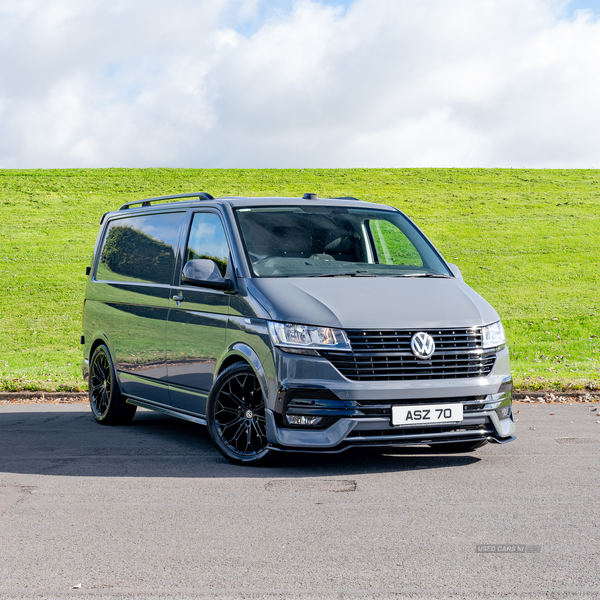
287,415,322,426
481,391,513,420
483,391,510,410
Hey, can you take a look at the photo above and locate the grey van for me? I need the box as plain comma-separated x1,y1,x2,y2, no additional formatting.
82,192,515,465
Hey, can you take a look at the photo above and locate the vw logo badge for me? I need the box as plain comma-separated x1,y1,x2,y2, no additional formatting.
411,332,435,359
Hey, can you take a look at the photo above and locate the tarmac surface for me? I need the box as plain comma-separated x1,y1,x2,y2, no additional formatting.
1,402,599,600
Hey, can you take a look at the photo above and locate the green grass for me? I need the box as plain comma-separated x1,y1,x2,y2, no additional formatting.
1,168,598,391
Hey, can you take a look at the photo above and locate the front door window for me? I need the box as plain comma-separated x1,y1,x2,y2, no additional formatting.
185,212,229,278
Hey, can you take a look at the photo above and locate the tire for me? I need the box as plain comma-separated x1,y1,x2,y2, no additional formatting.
206,362,275,466
431,439,489,453
89,344,137,425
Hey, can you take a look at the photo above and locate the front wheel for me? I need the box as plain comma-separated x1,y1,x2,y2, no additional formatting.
89,344,137,425
431,439,488,453
206,362,276,466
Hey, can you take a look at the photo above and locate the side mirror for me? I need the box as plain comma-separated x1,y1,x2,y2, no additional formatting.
447,263,463,280
182,259,237,292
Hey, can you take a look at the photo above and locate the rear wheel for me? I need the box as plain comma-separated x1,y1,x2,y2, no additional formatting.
431,440,488,453
89,344,136,425
207,362,275,466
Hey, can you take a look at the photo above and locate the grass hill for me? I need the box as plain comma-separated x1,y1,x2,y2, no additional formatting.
1,167,598,392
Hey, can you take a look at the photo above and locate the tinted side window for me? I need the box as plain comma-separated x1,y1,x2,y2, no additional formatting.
96,212,185,284
185,213,229,277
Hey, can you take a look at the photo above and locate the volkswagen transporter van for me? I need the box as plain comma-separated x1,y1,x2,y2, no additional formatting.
82,192,515,465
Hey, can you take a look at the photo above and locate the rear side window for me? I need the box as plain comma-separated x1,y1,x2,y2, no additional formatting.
96,212,185,285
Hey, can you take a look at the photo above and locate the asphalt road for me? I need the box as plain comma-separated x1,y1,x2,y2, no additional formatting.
1,402,599,600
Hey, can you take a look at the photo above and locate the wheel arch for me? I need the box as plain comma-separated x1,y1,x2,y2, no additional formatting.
88,337,125,397
89,337,108,361
218,354,250,375
216,343,271,402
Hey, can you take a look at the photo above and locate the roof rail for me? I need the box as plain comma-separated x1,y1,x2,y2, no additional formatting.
119,192,214,211
301,194,361,202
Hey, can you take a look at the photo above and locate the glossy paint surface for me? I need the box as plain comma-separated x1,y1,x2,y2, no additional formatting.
247,276,499,329
166,286,229,415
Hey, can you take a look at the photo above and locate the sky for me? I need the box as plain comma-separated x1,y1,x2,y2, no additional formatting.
1,0,600,168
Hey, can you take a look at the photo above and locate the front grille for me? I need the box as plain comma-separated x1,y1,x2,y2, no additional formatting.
347,424,490,438
349,396,488,418
321,328,496,381
285,395,490,420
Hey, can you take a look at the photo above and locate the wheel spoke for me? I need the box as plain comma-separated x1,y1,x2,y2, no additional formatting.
245,373,256,390
99,389,108,413
215,404,238,417
254,417,266,434
238,374,248,395
222,384,247,409
251,418,266,442
233,382,250,407
96,362,107,380
219,415,244,429
244,424,252,455
229,420,248,445
91,380,103,392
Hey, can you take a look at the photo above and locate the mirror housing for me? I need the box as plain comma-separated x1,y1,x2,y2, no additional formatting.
447,263,463,280
182,259,237,292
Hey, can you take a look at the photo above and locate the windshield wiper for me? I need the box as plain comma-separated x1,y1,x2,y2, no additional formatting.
307,271,378,278
389,273,451,278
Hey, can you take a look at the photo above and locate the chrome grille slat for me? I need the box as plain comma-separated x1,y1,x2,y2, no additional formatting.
327,355,492,365
348,345,481,353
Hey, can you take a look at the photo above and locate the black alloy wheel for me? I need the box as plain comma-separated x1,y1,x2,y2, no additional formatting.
89,344,136,425
207,362,275,466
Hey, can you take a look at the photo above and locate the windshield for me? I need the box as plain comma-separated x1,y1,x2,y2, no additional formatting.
235,206,451,278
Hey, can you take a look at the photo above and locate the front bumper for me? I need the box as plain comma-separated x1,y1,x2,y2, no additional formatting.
265,392,515,451
264,346,515,451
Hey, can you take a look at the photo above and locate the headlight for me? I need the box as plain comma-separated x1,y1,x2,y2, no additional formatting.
268,321,351,353
481,321,506,349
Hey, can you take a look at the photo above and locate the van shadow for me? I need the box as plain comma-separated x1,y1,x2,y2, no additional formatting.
0,407,480,478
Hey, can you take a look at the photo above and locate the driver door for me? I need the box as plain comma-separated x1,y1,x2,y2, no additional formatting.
166,211,231,416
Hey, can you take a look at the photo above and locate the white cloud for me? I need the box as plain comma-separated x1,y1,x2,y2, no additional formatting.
0,0,599,167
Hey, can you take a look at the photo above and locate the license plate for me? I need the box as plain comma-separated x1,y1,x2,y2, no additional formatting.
391,403,463,426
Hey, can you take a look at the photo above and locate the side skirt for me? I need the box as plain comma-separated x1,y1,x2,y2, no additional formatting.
126,397,207,426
